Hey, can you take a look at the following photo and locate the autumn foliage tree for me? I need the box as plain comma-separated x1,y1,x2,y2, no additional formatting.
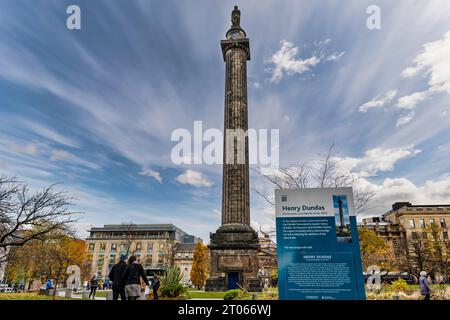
190,240,209,289
359,227,397,272
6,229,88,294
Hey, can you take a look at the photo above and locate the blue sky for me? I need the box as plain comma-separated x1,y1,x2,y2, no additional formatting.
1,0,450,242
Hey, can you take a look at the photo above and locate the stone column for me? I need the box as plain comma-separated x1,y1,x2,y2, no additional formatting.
222,43,250,226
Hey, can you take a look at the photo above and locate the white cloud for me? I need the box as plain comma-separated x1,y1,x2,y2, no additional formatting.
139,168,162,183
356,175,450,218
335,145,421,177
396,111,416,127
396,91,430,109
395,31,450,127
325,51,345,62
175,169,213,187
402,30,450,94
358,90,397,112
267,40,320,83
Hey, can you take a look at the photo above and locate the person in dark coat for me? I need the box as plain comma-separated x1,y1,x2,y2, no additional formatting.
108,253,128,300
152,274,160,300
121,255,149,300
88,274,99,299
419,271,432,300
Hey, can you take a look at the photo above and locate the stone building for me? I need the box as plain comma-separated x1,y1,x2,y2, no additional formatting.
360,202,450,270
206,6,261,292
257,231,277,288
86,224,198,279
173,242,197,286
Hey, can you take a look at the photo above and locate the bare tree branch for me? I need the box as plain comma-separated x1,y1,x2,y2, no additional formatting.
0,176,80,264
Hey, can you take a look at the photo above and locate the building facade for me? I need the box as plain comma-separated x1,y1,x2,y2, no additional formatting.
173,243,198,286
360,202,450,274
257,232,277,288
86,224,198,279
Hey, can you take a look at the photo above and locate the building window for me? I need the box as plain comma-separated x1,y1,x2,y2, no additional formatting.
443,232,448,240
144,256,153,268
99,243,106,251
419,219,425,228
421,232,427,240
409,219,415,228
136,243,142,251
97,258,104,267
429,219,435,225
177,253,181,258
440,219,447,228
147,243,153,252
111,243,117,251
411,232,418,240
88,243,95,251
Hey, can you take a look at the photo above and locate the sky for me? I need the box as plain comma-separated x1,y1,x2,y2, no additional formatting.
1,0,450,242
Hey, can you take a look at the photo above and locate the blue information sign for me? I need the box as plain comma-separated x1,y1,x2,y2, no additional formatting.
275,188,366,300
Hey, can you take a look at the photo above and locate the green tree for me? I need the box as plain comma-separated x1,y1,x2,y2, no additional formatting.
190,240,209,289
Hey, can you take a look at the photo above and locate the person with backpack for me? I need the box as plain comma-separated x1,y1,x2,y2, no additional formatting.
152,274,160,300
89,274,99,299
121,255,149,300
109,253,128,300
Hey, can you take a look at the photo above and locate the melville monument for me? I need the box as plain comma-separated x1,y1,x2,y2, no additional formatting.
205,6,262,292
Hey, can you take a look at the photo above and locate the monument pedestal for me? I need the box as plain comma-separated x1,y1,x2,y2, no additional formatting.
205,224,262,292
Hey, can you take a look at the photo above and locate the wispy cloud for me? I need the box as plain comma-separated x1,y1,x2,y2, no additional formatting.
139,168,163,183
358,90,397,113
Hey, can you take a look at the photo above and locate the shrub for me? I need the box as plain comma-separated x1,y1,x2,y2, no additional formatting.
223,289,251,300
223,289,240,300
391,278,409,293
160,283,186,298
160,267,185,298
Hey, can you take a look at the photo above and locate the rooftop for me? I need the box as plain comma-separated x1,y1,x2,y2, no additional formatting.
88,224,188,235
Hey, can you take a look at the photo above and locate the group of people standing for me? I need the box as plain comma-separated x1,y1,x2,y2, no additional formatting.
88,253,160,300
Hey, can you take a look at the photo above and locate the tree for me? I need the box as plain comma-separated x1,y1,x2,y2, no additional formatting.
424,224,449,283
6,230,88,295
254,145,376,235
358,227,396,271
120,221,137,255
0,176,78,265
190,240,209,289
407,235,432,281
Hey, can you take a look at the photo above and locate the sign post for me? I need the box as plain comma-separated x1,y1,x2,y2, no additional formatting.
275,187,366,300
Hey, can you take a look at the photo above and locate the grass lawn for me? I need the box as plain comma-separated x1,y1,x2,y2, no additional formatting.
0,292,76,300
92,290,110,298
186,290,226,299
185,289,279,300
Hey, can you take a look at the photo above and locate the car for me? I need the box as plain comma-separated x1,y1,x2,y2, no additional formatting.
0,287,14,293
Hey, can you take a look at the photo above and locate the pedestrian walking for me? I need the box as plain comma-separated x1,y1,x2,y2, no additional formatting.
89,274,99,299
419,271,432,300
109,253,128,300
121,255,149,300
152,274,160,300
